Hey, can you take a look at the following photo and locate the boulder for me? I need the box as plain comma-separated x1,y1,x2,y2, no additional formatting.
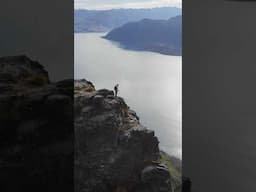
141,164,173,192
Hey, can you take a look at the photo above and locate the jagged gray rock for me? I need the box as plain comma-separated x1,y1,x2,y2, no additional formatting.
141,164,173,192
75,79,173,192
0,55,49,85
0,56,73,192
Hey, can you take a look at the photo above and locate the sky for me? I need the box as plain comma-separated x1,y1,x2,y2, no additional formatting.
74,0,182,10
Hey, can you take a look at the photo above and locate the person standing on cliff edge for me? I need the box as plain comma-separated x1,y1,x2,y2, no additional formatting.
114,84,119,97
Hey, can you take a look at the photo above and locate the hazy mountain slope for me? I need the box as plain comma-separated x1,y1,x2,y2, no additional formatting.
74,7,181,32
104,15,182,56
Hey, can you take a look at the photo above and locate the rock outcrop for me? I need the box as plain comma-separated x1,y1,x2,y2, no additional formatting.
0,55,73,192
0,55,181,192
75,79,179,192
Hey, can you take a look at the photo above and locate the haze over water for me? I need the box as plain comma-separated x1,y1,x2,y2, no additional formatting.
75,33,182,159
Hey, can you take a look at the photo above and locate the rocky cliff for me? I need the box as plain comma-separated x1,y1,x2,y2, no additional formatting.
75,79,181,192
0,55,73,191
0,55,182,192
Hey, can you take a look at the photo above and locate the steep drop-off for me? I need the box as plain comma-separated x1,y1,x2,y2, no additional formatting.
0,55,182,191
75,79,181,192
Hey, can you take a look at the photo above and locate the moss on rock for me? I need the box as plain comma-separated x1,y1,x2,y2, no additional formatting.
160,151,182,192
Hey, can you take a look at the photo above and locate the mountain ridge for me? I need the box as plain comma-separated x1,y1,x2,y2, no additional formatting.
104,15,182,56
75,7,181,33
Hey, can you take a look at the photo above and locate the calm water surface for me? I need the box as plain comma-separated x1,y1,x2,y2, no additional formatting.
75,33,182,159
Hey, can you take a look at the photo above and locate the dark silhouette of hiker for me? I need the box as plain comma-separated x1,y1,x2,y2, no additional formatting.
114,84,119,97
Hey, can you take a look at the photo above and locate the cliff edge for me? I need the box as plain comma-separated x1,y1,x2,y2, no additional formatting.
75,79,181,192
0,56,182,192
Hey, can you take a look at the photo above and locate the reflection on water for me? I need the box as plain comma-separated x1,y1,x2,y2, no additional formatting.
75,33,182,159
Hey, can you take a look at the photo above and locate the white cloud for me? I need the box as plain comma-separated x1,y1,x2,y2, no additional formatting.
75,0,182,10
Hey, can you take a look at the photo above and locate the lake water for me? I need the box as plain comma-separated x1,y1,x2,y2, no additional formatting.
75,33,182,159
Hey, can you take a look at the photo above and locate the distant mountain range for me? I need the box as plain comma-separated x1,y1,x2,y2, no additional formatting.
75,7,181,33
104,16,182,56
